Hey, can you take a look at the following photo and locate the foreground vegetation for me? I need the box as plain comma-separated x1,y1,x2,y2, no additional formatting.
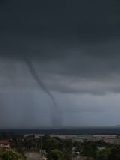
0,149,24,160
11,134,72,160
73,140,120,160
0,134,120,160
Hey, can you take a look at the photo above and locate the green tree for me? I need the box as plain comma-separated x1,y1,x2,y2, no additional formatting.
81,141,97,158
96,149,111,160
48,149,64,160
43,137,61,152
109,146,120,160
0,150,24,160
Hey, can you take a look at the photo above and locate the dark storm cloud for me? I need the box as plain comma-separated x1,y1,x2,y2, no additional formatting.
26,39,120,95
0,0,119,42
1,39,120,95
0,0,119,56
0,0,119,60
0,0,120,127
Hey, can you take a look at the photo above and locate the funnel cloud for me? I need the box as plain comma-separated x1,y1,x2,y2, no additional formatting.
24,57,62,127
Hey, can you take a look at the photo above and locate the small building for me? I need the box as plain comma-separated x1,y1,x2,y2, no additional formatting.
97,147,106,151
0,140,10,149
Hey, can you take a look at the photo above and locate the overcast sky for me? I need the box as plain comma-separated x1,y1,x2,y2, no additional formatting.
0,0,120,128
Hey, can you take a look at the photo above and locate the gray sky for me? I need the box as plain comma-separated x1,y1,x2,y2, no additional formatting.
0,0,120,128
